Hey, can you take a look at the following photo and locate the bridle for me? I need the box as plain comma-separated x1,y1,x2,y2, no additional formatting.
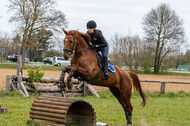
63,35,77,54
63,35,90,54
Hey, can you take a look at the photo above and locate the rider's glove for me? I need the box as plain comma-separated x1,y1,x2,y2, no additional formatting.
90,44,97,49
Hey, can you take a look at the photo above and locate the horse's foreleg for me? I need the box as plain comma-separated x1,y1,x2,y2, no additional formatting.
59,67,71,88
66,70,75,90
66,67,78,90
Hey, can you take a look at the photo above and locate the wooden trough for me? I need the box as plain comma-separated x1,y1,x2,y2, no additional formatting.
27,96,96,126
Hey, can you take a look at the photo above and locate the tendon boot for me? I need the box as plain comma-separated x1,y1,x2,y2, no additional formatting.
59,77,66,89
67,77,73,90
103,57,110,80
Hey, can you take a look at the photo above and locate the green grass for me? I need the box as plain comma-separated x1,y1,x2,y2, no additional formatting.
0,64,64,71
0,90,190,126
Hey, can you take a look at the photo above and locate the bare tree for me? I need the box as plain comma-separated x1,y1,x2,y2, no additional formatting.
110,33,123,66
0,33,12,61
111,33,143,71
8,0,67,75
142,3,185,73
8,0,67,57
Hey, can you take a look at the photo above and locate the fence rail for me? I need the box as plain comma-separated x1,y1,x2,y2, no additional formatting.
140,80,190,93
5,75,190,94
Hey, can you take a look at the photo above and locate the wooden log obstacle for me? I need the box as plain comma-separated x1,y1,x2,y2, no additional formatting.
0,105,8,113
10,75,100,97
27,96,96,126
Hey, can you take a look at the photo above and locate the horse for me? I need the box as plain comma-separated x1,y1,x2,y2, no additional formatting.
59,28,148,125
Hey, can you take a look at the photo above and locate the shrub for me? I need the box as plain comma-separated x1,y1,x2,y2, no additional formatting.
27,66,44,86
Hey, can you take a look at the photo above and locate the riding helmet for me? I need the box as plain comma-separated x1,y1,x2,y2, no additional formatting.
86,20,97,29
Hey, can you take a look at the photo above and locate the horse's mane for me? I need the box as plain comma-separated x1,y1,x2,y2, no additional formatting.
68,30,91,47
80,33,91,47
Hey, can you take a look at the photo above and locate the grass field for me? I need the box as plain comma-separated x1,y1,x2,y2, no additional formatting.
0,90,190,126
0,64,64,71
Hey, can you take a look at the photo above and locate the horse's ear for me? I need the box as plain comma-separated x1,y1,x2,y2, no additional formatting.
63,28,68,35
75,29,78,35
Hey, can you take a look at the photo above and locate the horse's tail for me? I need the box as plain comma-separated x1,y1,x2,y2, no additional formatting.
128,71,148,107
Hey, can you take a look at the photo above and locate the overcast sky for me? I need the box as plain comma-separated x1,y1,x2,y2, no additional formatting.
0,0,189,45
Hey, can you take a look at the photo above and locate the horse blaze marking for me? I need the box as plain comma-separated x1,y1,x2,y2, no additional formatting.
27,96,96,126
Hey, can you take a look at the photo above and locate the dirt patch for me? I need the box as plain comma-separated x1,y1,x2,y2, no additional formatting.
138,74,190,92
0,68,190,92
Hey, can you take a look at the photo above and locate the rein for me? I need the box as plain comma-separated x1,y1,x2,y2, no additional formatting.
75,47,90,53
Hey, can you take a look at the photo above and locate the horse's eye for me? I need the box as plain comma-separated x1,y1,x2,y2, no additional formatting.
69,40,72,43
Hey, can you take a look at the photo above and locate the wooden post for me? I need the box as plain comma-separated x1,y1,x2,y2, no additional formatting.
6,75,10,90
20,82,29,97
17,76,22,91
87,84,100,98
83,82,88,97
160,82,166,94
16,55,28,96
17,55,22,90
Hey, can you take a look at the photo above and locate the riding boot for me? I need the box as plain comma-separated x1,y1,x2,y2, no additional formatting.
103,57,110,80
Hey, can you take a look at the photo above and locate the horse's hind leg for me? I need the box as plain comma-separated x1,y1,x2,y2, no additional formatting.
109,86,132,125
124,99,133,125
120,83,133,125
109,87,123,104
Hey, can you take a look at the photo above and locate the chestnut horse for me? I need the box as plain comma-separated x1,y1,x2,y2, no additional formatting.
60,29,148,125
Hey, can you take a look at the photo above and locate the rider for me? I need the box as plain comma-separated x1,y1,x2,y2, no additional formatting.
86,20,110,80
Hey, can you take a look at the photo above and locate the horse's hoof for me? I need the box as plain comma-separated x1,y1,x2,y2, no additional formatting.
60,84,66,89
127,124,132,126
67,77,71,81
67,82,73,90
58,82,66,89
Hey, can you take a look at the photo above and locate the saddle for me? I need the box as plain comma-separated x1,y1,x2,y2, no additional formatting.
87,52,116,84
97,53,116,73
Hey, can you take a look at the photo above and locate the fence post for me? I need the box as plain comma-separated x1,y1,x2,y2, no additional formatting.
160,82,166,94
17,55,22,90
6,75,10,90
83,82,88,97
